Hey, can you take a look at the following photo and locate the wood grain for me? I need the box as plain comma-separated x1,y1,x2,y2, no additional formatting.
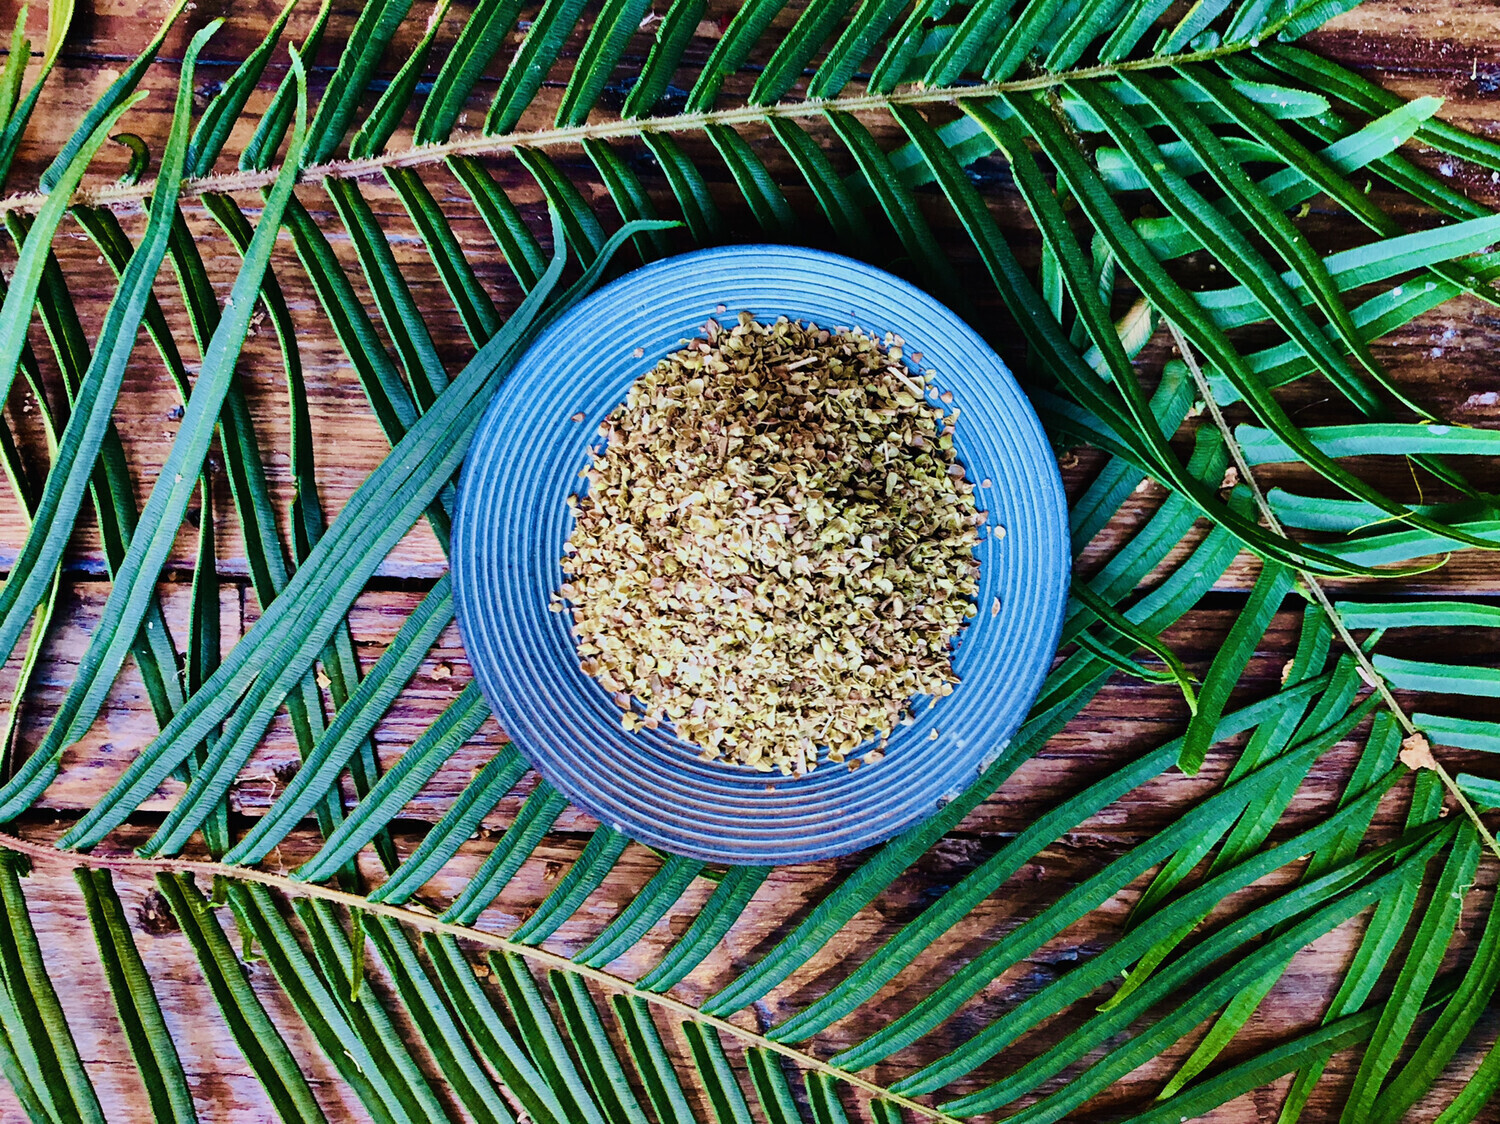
0,0,1498,1120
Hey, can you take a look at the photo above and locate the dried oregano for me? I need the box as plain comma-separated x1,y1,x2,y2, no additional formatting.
557,314,982,774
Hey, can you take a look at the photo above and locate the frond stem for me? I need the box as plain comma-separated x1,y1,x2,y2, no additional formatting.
1164,319,1500,863
0,39,1261,219
0,828,963,1123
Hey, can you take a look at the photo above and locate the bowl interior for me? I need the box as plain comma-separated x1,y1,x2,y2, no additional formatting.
452,246,1069,864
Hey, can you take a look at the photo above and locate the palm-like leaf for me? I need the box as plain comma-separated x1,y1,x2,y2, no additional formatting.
0,0,1498,1120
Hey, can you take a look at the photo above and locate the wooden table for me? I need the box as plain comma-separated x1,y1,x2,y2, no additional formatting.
1,0,1498,1119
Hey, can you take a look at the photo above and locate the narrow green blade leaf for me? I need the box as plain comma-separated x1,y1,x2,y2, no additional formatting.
548,970,648,1124
940,827,1448,1118
417,0,523,142
448,155,548,290
825,109,965,308
186,0,298,176
808,0,910,98
639,864,769,992
922,0,1016,87
0,854,104,1122
364,915,513,1124
443,782,570,924
1340,823,1484,1123
584,138,673,260
1178,562,1292,773
576,855,704,968
557,0,655,125
423,934,559,1124
683,1022,754,1124
156,875,327,1124
304,0,415,164
0,95,143,455
1374,891,1500,1124
386,166,504,345
1118,1004,1385,1124
612,995,696,1124
38,0,183,192
705,123,796,233
1418,713,1500,754
514,149,606,270
1374,654,1500,698
746,1048,807,1124
767,117,874,249
283,681,489,881
492,953,609,1124
622,0,705,117
858,700,1380,1082
486,0,590,134
229,883,436,1123
240,0,330,171
805,1072,854,1124
771,675,1333,1044
371,746,527,904
640,133,723,243
185,482,229,858
350,0,452,158
751,0,859,104
0,26,220,807
685,0,789,111
512,827,631,944
325,178,449,408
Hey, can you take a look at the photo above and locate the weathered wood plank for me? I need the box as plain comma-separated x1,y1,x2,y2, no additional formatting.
1,0,1498,1120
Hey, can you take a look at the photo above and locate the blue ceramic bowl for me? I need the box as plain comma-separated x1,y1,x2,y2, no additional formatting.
452,246,1068,864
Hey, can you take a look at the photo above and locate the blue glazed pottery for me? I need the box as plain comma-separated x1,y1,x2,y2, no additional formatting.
452,246,1068,864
